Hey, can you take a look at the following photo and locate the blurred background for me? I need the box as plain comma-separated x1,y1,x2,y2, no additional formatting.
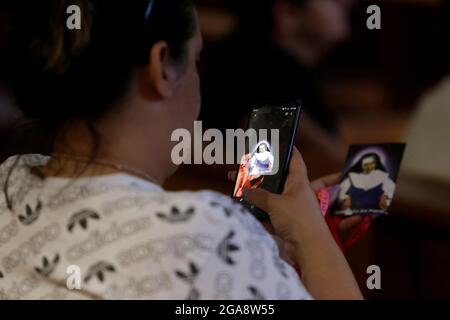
167,0,450,299
1,0,450,299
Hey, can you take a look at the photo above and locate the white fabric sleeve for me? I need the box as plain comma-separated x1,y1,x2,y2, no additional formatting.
382,177,396,203
186,193,313,300
339,178,351,200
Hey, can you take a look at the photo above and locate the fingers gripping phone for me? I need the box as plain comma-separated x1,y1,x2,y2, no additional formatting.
232,101,302,221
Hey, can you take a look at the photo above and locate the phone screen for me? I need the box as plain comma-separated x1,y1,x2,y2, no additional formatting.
232,101,302,220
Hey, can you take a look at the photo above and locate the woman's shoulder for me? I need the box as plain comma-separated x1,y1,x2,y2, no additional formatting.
110,188,275,249
0,154,49,169
145,189,255,229
0,154,48,179
156,190,278,249
146,190,309,300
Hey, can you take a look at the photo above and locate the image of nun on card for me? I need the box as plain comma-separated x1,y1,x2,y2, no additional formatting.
336,152,397,216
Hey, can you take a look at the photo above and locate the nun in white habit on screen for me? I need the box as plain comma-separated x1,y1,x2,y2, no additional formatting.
248,141,275,177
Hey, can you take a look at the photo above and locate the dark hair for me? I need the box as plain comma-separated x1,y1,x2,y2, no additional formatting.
4,0,196,141
232,0,305,40
1,0,196,210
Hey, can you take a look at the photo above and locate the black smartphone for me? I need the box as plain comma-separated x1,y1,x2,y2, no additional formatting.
232,100,302,220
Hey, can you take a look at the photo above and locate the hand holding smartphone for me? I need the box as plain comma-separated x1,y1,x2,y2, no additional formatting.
231,105,363,298
232,100,302,220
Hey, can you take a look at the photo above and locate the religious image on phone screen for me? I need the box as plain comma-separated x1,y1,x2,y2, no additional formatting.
233,105,298,200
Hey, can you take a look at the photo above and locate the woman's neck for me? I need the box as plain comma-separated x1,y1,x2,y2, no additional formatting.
41,119,167,185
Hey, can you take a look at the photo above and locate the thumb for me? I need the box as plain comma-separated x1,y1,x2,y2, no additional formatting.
283,147,310,193
244,187,279,214
288,147,309,182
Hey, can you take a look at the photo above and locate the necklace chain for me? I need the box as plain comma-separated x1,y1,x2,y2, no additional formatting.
51,153,161,185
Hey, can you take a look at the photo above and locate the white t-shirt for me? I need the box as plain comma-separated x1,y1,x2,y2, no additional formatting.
0,154,311,300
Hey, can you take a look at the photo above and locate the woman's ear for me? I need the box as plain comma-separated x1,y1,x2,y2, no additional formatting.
143,41,179,99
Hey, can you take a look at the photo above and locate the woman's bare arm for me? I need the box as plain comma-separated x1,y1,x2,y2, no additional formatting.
244,148,363,300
